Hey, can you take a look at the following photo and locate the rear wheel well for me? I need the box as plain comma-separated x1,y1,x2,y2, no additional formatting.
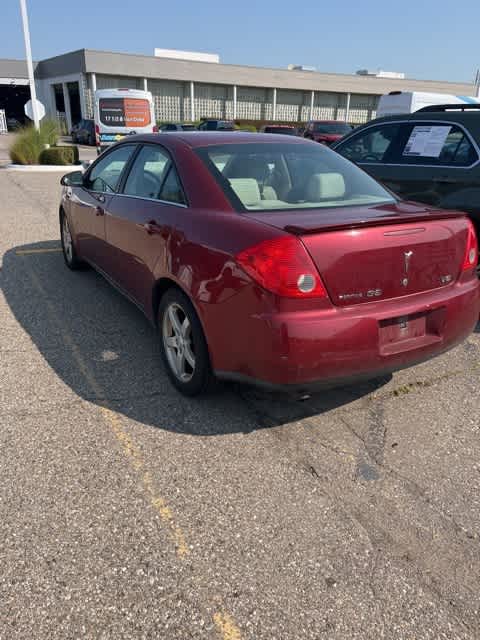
152,278,183,325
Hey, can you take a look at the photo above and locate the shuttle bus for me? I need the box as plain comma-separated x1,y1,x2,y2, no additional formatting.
94,88,157,153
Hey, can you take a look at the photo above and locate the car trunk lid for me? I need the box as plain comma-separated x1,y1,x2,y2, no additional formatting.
246,202,470,306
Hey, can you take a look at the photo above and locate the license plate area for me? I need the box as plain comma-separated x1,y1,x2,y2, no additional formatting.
379,308,445,356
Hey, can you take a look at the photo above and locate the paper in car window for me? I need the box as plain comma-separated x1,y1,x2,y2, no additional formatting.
403,125,451,158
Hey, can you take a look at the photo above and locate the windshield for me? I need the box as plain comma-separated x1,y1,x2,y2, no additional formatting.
264,127,297,135
196,142,395,212
313,123,352,135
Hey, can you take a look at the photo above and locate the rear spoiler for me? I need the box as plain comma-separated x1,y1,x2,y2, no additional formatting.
284,209,467,236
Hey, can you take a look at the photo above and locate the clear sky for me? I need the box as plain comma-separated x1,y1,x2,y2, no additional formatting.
2,0,480,83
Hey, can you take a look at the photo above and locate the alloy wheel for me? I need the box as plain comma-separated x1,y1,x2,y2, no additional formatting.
162,303,196,382
62,215,73,264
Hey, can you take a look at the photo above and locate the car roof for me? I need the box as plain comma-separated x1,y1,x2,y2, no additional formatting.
309,120,348,124
125,131,310,148
363,111,480,127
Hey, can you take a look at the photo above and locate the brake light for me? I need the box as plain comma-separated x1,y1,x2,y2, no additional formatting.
462,221,478,271
153,125,159,133
95,123,100,144
236,236,327,298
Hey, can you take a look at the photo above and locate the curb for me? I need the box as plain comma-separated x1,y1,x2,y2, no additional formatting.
3,164,80,172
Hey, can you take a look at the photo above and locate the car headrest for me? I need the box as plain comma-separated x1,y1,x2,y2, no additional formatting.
306,172,346,201
229,178,261,207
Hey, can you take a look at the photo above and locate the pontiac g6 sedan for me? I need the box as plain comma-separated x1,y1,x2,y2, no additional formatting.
59,133,479,395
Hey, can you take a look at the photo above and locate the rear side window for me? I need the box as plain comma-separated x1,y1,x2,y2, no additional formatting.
336,123,402,163
124,145,170,199
122,144,186,205
398,123,478,166
160,167,186,205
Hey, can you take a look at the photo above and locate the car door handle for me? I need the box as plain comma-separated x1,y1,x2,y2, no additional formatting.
95,206,105,216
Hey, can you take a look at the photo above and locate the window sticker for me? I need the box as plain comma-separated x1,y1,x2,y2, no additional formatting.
403,125,451,158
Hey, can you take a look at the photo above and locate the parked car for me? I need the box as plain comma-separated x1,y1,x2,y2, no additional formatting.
72,119,95,145
6,116,22,131
197,119,235,131
59,132,479,396
304,120,353,145
160,123,197,131
332,105,480,243
260,124,298,135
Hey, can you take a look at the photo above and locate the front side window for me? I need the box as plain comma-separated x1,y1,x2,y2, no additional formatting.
337,123,402,163
86,144,136,193
197,142,395,212
124,146,170,199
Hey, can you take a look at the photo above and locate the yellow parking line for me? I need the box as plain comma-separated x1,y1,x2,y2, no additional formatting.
27,268,189,558
26,267,242,632
214,612,243,640
16,247,62,255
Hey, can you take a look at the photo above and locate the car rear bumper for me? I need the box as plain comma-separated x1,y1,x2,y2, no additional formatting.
212,278,480,392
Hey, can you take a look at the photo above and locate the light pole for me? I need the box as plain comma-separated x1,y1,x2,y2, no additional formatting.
19,0,40,129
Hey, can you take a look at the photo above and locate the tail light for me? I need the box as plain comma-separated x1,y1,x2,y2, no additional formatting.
95,123,100,145
462,220,478,271
153,125,159,133
236,235,327,298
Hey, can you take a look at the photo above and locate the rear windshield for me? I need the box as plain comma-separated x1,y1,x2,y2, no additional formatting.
98,98,151,128
313,123,352,134
264,127,297,135
196,142,395,212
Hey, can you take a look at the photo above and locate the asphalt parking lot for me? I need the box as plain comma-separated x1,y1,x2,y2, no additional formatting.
1,156,480,638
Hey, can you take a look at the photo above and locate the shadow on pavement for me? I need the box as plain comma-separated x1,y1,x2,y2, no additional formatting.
2,241,390,435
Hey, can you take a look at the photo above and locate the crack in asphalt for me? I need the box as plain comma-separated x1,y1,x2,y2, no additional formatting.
237,378,480,633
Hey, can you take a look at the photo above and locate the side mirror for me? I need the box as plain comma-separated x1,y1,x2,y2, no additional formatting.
61,170,84,187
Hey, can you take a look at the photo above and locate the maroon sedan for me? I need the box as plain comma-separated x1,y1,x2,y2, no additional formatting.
59,133,479,395
304,120,353,145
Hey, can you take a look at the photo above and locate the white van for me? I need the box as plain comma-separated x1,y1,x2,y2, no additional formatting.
376,91,480,118
94,88,157,152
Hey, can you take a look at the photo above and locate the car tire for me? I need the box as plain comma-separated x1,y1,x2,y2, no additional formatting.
158,288,215,396
60,210,83,270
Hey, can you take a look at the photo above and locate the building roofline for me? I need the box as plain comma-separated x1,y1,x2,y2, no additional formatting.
2,48,476,96
80,48,474,88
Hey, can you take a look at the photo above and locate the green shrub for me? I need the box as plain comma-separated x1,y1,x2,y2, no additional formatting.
39,145,79,165
9,119,60,164
39,118,60,145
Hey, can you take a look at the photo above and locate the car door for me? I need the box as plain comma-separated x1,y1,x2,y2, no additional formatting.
383,121,480,213
333,121,410,191
335,120,480,215
70,144,137,272
104,144,188,310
